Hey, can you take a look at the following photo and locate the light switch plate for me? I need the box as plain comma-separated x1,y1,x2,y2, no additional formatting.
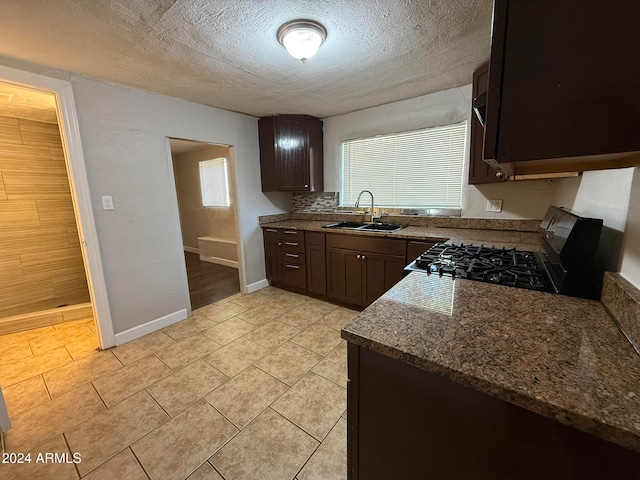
486,199,503,213
101,195,114,210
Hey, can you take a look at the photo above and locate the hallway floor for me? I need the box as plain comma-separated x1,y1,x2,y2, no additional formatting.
185,252,241,310
0,287,355,480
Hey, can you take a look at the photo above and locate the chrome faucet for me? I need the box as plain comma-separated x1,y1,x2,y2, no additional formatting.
355,190,376,223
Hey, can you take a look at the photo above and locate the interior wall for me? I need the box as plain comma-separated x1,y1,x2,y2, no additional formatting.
322,85,558,220
0,114,89,317
0,55,291,337
553,167,636,290
173,144,237,250
619,167,640,287
69,76,290,335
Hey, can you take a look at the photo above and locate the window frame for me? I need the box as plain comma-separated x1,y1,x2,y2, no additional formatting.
198,157,231,208
340,121,467,209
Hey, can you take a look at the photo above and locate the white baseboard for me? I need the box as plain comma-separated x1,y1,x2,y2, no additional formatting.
246,279,269,294
114,309,188,346
184,246,200,254
199,255,238,269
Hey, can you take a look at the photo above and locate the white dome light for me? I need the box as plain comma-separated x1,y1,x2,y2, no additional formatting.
277,19,327,63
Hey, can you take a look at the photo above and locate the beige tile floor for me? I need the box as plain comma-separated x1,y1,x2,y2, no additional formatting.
0,287,354,480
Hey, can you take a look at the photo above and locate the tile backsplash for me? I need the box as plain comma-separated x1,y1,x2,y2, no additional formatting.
292,192,339,212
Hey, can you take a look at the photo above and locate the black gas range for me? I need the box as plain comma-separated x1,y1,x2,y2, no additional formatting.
405,206,604,299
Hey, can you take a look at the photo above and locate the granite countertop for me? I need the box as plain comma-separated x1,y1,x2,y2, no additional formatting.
260,220,540,250
341,272,640,453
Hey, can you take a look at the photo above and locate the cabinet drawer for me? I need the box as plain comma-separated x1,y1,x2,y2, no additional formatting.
281,240,305,254
282,251,306,265
263,228,305,241
281,263,307,288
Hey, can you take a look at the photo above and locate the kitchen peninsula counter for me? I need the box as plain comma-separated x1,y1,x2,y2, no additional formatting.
341,271,640,454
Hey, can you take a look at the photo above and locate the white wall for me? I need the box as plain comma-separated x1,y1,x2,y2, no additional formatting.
0,56,289,336
617,168,640,287
322,85,559,219
72,77,291,334
554,167,636,289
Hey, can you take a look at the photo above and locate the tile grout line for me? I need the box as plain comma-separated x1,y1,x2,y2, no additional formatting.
40,373,53,401
61,431,82,479
89,381,109,410
128,446,153,480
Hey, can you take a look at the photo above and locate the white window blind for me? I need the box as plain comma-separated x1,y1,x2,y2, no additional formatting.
199,158,230,208
341,122,467,208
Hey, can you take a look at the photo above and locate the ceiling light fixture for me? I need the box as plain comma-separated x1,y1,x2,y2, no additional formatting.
277,19,327,63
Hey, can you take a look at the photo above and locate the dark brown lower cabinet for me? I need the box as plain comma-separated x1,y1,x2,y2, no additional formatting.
305,232,327,296
326,247,363,306
347,343,640,480
326,233,406,308
264,228,413,308
263,228,307,291
264,236,282,284
361,252,405,307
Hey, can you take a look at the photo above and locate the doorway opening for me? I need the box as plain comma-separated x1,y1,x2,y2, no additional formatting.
169,139,241,310
0,81,99,351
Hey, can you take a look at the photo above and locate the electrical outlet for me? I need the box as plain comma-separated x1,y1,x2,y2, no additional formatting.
486,199,503,213
101,195,114,210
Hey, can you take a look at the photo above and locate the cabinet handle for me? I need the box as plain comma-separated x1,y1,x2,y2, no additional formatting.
278,242,282,246
266,228,278,232
304,184,309,188
356,254,361,260
286,264,300,269
285,253,299,258
284,230,297,234
362,255,366,261
285,242,298,246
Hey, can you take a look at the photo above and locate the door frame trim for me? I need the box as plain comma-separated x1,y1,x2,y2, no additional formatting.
0,65,115,348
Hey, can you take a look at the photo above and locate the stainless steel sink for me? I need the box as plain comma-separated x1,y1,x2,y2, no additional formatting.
323,221,403,233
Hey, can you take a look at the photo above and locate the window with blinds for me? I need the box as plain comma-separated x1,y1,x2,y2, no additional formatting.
341,121,467,208
199,158,230,208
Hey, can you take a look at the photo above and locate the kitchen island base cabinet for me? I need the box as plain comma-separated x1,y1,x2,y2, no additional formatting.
347,343,640,480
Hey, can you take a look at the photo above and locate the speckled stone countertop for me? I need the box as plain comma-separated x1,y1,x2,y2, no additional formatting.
260,220,540,250
341,272,640,453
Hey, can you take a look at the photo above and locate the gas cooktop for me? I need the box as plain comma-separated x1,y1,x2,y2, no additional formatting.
404,206,604,299
405,243,550,292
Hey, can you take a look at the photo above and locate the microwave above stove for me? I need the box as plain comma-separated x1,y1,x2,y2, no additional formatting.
405,206,603,299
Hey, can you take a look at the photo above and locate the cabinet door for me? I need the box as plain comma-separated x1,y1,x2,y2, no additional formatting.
469,62,503,184
264,236,282,283
306,243,327,295
485,0,640,164
362,252,406,307
326,247,362,306
275,116,310,191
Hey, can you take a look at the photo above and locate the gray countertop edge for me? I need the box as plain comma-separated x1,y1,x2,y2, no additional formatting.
340,325,637,453
340,275,640,453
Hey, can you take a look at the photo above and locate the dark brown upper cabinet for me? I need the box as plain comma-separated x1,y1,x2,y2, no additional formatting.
469,61,503,185
483,0,640,178
258,114,324,192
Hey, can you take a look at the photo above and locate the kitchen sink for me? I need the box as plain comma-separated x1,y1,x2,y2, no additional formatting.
323,221,403,233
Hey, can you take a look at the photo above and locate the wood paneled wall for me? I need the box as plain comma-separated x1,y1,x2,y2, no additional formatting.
0,115,89,317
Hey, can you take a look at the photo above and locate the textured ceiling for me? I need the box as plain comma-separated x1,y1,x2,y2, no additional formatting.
0,0,493,118
0,82,58,123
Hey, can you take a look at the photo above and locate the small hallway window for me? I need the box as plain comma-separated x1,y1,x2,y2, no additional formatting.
199,158,230,207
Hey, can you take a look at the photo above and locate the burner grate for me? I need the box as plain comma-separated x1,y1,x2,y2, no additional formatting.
407,242,550,292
